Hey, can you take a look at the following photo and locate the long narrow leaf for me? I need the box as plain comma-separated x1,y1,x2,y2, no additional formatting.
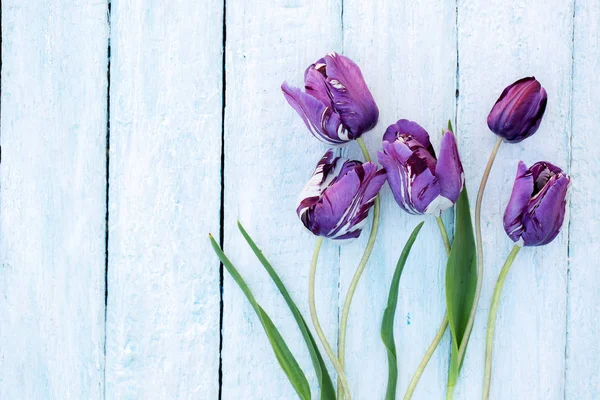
445,189,477,388
237,222,335,400
381,222,425,400
209,234,311,400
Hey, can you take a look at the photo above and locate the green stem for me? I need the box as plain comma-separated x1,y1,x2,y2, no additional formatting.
357,137,371,162
436,216,452,255
482,244,521,400
456,137,503,364
337,137,379,399
403,216,451,400
309,237,352,400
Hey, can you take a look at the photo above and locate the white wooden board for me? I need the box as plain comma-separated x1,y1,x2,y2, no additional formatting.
222,1,343,398
105,1,223,398
0,0,108,398
565,1,600,398
456,1,573,399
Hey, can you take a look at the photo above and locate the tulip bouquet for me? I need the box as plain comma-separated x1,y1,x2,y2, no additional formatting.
210,53,570,400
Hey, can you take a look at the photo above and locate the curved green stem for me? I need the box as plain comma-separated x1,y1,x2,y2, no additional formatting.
482,244,521,400
309,237,352,400
336,137,379,399
436,216,452,255
456,137,503,364
403,216,452,400
357,137,372,162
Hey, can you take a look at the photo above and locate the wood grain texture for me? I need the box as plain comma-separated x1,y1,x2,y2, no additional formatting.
222,1,342,398
105,1,223,398
456,1,573,399
565,1,600,398
340,1,457,398
0,1,109,398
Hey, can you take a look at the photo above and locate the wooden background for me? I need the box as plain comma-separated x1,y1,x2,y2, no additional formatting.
0,0,598,399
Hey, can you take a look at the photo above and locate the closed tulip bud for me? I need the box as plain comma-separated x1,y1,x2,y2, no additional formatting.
378,120,464,216
487,77,548,143
504,161,570,246
282,53,379,146
297,149,386,241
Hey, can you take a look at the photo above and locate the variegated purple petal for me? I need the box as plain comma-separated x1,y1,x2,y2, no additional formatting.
434,130,465,209
323,53,379,138
382,119,434,155
487,77,548,143
282,82,349,146
503,161,534,243
304,60,332,108
297,156,386,241
378,139,440,215
520,173,570,246
317,162,385,240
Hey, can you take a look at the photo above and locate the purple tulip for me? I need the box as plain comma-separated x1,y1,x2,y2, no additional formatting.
378,120,464,216
504,161,570,246
297,149,386,241
487,77,548,143
282,53,379,146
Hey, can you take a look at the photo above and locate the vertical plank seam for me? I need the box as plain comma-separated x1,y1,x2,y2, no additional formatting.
218,0,227,398
563,1,576,398
452,0,460,379
103,1,112,399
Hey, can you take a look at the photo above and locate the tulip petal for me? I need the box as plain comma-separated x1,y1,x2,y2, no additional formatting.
435,130,464,205
520,173,570,246
487,77,548,143
383,119,433,155
297,154,385,241
503,161,534,243
323,53,379,138
282,82,349,146
304,60,332,108
309,162,385,241
379,140,440,215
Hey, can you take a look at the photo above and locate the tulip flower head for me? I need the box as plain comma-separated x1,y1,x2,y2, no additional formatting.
282,53,379,146
297,149,386,241
378,120,464,216
504,161,570,247
487,77,548,143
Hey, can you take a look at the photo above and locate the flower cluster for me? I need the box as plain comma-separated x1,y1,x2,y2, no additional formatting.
212,53,572,400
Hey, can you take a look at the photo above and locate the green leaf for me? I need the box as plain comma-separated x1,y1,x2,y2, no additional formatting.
237,222,336,400
381,222,425,400
209,234,311,400
445,188,477,388
448,119,454,133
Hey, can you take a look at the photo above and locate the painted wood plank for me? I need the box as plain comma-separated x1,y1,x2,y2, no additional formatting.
565,1,600,398
105,1,223,398
340,2,457,398
0,1,109,398
456,1,573,398
222,1,342,398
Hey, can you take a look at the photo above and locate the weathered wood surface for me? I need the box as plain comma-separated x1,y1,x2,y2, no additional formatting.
2,0,599,399
105,1,223,399
222,1,342,398
0,1,108,398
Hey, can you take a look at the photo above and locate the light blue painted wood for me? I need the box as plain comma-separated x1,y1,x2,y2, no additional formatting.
105,1,223,398
2,1,599,399
456,1,573,399
222,1,343,398
565,1,600,398
0,0,109,398
340,1,457,399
